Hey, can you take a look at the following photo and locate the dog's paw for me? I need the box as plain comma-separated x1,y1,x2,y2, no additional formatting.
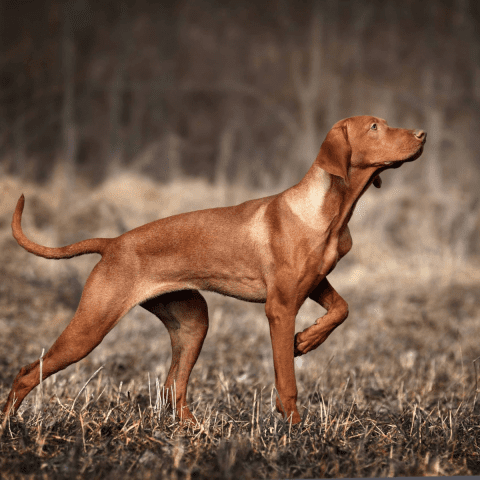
294,323,329,356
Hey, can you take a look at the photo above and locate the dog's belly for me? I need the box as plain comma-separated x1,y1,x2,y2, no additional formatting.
134,276,267,305
199,277,268,303
171,267,269,303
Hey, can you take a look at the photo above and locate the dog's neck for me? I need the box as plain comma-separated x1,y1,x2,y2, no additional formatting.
284,163,377,231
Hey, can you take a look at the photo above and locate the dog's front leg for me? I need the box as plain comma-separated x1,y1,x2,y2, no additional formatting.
294,278,349,357
265,288,302,424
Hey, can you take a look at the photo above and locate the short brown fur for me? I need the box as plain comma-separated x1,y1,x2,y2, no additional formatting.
2,116,426,424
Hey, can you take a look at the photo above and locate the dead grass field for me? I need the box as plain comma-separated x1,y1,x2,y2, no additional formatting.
1,171,479,478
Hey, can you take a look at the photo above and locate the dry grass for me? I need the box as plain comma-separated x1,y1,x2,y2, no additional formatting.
1,171,479,478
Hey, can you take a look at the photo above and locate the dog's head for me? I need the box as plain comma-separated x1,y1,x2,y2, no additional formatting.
316,116,426,188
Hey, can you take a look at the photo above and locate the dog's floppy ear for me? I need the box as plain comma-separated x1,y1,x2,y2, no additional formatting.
315,123,351,181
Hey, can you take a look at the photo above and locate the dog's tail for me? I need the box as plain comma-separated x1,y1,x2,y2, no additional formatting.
12,194,109,259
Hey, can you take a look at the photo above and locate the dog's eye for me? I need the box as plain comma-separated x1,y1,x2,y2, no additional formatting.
371,123,377,131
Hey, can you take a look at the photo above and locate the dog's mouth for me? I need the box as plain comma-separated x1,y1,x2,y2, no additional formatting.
372,144,425,188
405,144,425,163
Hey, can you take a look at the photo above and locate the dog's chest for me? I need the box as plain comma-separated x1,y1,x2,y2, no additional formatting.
319,241,339,276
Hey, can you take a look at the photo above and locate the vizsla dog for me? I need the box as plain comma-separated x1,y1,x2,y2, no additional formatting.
2,116,426,423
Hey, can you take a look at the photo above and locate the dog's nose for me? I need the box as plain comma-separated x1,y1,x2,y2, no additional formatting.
414,130,426,141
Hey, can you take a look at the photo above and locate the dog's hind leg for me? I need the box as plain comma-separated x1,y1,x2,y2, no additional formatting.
141,290,208,423
2,261,135,415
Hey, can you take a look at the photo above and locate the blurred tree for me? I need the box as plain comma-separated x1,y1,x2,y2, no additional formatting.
107,2,128,176
0,0,479,193
62,0,77,193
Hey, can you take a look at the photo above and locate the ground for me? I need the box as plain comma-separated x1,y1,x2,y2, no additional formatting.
0,173,479,478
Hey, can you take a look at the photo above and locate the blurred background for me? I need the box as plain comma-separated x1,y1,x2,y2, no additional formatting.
0,0,479,381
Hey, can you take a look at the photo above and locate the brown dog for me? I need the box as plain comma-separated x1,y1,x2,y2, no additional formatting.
2,116,426,423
